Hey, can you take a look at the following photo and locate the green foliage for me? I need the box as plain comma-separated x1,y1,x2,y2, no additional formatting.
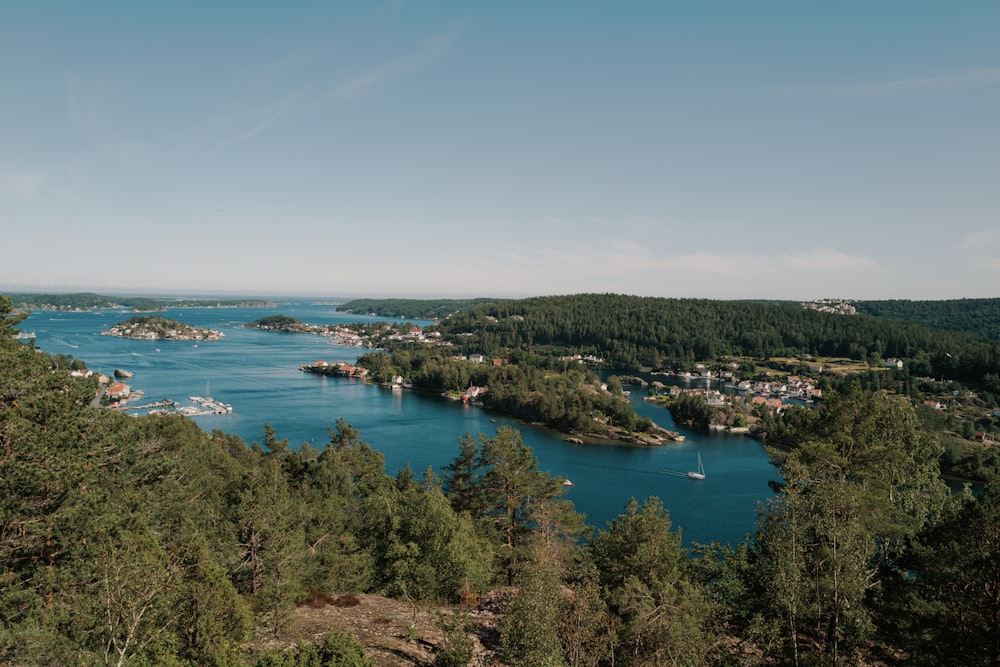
252,630,372,667
857,297,1000,341
882,482,1000,666
441,427,584,584
355,470,492,601
500,554,569,667
337,298,506,320
589,497,711,666
751,389,948,663
248,315,308,331
431,293,1000,384
358,348,650,437
433,611,475,667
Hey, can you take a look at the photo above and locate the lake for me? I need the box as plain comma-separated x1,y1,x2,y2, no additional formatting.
20,300,779,546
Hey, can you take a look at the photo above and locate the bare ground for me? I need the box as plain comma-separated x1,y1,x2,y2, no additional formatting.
250,592,506,667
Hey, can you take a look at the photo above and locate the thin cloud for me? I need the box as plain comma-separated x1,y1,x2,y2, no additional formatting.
960,228,1000,249
2,169,50,198
225,25,459,145
225,95,298,145
322,25,458,103
492,241,880,278
779,248,881,272
780,67,1000,100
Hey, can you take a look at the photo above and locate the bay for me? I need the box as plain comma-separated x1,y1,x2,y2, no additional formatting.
20,299,779,546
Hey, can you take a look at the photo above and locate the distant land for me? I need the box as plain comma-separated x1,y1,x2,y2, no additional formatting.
347,295,1000,342
7,291,1000,343
337,297,506,320
7,292,275,312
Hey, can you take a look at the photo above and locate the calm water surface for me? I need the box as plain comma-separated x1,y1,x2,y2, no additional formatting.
21,301,779,546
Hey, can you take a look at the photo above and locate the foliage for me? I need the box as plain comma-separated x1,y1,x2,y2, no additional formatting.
433,611,475,667
357,348,652,437
748,389,948,664
588,497,711,666
337,298,506,320
247,315,308,331
430,293,1000,384
881,482,1000,666
858,297,1000,341
5,292,998,665
441,427,585,584
251,630,372,666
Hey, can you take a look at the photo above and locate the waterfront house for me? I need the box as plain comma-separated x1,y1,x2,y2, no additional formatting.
106,382,130,402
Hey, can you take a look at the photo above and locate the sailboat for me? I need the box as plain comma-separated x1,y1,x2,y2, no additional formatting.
687,452,706,480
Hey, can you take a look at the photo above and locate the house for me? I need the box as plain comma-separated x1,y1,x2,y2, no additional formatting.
468,354,485,363
923,400,945,410
884,358,904,369
106,382,130,401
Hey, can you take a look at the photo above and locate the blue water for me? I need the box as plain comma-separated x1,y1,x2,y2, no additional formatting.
20,300,779,546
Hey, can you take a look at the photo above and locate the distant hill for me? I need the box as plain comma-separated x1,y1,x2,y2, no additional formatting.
857,298,1000,341
337,297,507,320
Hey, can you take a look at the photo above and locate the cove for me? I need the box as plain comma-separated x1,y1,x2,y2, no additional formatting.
21,300,779,546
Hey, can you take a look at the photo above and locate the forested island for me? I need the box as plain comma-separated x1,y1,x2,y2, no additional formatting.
6,291,1000,665
102,315,224,341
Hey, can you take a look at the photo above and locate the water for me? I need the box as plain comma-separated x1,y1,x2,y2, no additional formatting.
19,300,779,546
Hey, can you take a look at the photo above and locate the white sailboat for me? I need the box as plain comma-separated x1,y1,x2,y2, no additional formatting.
687,452,706,480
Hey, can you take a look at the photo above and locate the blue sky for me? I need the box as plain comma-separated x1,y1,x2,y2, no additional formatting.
2,2,998,300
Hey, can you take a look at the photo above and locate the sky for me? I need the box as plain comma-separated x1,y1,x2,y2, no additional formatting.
2,2,999,301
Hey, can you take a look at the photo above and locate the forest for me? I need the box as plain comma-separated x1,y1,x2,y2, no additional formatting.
856,297,1000,341
337,298,507,321
423,294,1000,393
5,292,1000,666
356,348,657,440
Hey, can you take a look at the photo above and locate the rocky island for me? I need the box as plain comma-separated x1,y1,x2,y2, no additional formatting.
101,315,224,341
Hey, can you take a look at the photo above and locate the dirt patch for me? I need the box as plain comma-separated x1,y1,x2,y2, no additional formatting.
251,592,505,667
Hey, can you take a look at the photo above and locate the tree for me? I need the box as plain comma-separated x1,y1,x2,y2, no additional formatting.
441,427,579,584
884,481,1000,666
589,497,711,666
751,389,948,663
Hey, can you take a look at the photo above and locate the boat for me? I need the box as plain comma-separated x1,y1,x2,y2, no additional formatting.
687,452,706,480
562,479,574,487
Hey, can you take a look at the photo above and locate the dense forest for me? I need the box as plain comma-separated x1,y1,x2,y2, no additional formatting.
337,298,507,320
426,294,1000,389
856,297,1000,341
5,293,1000,665
356,348,659,440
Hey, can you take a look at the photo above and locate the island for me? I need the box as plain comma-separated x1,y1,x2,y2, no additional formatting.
101,316,224,341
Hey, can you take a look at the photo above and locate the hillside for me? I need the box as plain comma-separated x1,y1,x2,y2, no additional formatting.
857,297,1000,341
